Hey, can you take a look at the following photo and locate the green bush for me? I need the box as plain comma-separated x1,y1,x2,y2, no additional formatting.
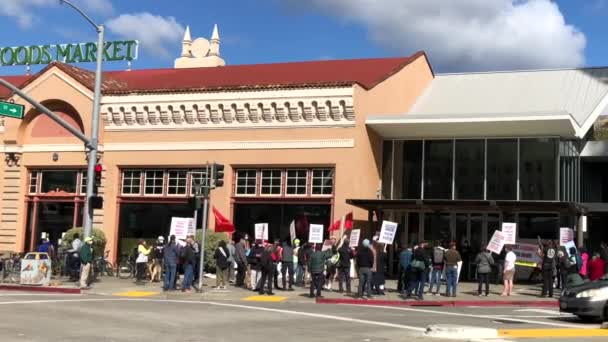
196,229,230,272
62,227,107,256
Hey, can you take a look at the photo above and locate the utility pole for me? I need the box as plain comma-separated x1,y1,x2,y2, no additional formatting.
197,163,210,291
59,0,104,240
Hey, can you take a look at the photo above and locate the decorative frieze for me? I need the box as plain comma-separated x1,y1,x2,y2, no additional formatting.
101,88,355,130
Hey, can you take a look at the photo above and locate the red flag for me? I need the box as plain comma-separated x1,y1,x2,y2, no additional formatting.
329,212,353,232
212,206,235,233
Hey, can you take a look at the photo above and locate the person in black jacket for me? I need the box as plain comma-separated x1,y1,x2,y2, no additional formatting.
356,239,374,298
258,245,275,295
372,242,388,296
214,240,230,290
406,242,431,300
181,237,197,293
248,240,264,291
338,238,354,293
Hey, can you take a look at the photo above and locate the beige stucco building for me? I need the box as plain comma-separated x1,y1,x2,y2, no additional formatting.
0,27,433,260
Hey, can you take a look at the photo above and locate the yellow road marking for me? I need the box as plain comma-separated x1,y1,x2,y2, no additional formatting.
112,291,160,298
242,295,287,302
499,329,608,338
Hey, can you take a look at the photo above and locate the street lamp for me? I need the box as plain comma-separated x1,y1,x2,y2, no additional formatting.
59,0,104,239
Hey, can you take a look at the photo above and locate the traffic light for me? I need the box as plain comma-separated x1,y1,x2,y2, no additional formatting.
213,163,225,187
188,196,202,210
91,164,103,209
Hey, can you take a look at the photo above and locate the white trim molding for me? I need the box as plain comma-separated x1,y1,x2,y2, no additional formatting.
101,87,355,130
104,139,355,152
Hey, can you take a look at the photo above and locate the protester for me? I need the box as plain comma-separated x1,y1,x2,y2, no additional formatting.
227,239,236,284
272,239,283,290
444,241,462,297
475,245,494,296
150,236,165,283
163,235,178,291
181,237,196,293
248,240,264,291
579,247,589,279
134,240,151,285
407,242,430,300
38,238,56,259
297,242,312,287
214,240,230,290
324,239,339,292
67,233,83,281
566,247,584,288
293,239,302,286
190,235,201,288
79,237,93,290
429,241,445,296
356,239,374,299
234,236,248,288
337,238,354,293
281,239,295,291
258,244,275,295
589,252,606,281
372,243,387,296
539,241,556,298
308,244,332,298
600,241,608,275
557,246,569,290
501,245,516,296
399,245,413,294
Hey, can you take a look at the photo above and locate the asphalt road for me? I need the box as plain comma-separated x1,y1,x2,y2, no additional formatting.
0,291,606,342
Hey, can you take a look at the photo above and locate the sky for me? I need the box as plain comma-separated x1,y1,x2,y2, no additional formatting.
0,0,606,76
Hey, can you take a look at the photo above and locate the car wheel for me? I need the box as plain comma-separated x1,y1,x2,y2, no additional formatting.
578,315,602,323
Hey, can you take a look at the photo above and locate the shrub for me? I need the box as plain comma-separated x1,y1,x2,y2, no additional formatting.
62,227,107,256
196,229,230,272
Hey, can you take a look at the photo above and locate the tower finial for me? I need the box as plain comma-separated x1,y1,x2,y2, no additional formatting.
209,24,220,57
181,25,192,57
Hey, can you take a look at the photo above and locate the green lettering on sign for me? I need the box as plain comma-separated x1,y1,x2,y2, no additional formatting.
0,101,25,119
0,40,138,66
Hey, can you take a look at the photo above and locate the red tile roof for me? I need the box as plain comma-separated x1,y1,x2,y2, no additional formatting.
0,51,427,97
0,75,32,99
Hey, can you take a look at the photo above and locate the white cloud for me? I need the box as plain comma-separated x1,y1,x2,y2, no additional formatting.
0,0,55,28
80,0,114,16
106,12,185,59
289,0,586,72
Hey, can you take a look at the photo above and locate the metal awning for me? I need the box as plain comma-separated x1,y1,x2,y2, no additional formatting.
346,199,587,215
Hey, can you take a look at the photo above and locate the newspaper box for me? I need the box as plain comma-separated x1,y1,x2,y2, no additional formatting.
20,252,52,286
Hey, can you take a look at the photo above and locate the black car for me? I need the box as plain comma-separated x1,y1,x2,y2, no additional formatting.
559,275,608,322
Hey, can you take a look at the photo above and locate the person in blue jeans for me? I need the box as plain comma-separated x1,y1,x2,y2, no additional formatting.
444,241,462,297
406,241,430,300
163,235,179,291
181,237,197,293
429,241,445,295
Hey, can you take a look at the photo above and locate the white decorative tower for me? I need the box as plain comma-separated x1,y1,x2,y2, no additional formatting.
174,24,226,68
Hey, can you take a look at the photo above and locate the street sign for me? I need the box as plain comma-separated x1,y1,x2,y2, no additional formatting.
0,101,24,119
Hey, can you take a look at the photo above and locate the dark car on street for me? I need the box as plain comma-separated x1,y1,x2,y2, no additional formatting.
559,275,608,322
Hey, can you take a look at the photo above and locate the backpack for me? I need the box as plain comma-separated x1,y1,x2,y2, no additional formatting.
327,252,340,266
433,247,444,264
411,258,426,271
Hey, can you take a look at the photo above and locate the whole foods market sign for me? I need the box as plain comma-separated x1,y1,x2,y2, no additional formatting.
0,40,138,66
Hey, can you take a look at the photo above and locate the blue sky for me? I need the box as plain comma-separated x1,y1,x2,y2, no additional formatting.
0,0,605,75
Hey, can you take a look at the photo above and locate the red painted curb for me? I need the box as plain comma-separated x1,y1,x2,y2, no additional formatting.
0,284,81,294
316,297,559,307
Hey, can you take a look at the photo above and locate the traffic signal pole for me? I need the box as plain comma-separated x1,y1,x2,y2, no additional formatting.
197,163,211,292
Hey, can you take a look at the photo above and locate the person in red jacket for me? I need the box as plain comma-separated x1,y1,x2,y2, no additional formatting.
589,252,606,281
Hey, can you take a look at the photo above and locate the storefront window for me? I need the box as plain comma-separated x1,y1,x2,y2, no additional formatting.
424,212,451,242
487,139,517,200
424,140,453,199
261,170,282,195
80,173,87,195
518,213,559,239
520,138,557,200
455,140,484,199
311,169,334,195
190,169,209,195
41,170,78,193
167,170,188,195
286,169,307,195
381,141,393,199
144,170,164,195
235,170,257,195
401,141,423,199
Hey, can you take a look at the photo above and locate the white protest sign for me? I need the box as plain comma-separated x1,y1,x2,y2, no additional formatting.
170,217,195,246
255,223,269,241
564,240,577,256
512,243,543,268
560,227,574,246
308,224,324,244
501,222,517,245
378,220,398,245
289,221,296,242
349,229,361,247
487,230,506,255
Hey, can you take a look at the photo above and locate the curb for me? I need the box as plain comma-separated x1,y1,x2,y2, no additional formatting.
315,297,559,307
0,284,81,294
